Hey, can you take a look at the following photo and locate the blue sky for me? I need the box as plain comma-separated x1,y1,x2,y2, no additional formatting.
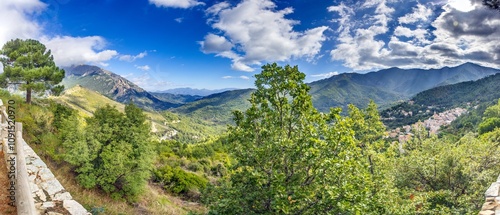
1,0,499,91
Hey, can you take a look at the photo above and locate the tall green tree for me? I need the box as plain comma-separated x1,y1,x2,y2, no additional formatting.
0,38,65,103
60,103,154,201
204,63,372,214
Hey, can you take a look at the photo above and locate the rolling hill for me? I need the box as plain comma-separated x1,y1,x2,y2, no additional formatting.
171,89,255,125
55,85,174,136
150,92,203,104
62,65,179,110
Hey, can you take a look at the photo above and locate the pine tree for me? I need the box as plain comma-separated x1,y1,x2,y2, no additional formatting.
0,39,65,103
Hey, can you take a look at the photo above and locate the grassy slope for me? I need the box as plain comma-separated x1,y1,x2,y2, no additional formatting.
54,85,173,136
62,66,178,110
56,85,225,142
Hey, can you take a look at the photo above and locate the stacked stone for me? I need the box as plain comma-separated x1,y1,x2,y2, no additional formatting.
480,175,500,215
22,140,90,215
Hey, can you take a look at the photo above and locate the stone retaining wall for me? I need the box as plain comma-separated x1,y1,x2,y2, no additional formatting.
479,174,500,215
22,139,89,215
0,99,89,215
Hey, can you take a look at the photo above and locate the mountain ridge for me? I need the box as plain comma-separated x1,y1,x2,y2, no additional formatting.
62,65,180,110
60,63,500,125
154,87,239,96
381,72,500,128
308,62,500,111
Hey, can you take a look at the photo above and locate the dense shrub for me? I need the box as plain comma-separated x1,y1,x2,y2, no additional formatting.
154,165,207,195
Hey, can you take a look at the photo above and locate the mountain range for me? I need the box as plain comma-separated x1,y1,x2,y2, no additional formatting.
154,87,238,96
60,63,500,126
308,62,500,112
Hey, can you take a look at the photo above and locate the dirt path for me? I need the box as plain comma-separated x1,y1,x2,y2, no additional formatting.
0,151,16,214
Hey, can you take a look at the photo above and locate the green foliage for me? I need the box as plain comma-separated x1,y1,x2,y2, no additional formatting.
204,63,373,214
391,127,500,214
153,165,207,195
478,99,500,134
0,38,65,103
483,99,500,119
60,103,154,201
161,111,226,143
483,0,500,10
478,117,500,135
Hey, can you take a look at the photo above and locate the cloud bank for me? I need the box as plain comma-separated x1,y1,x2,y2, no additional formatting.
328,0,500,70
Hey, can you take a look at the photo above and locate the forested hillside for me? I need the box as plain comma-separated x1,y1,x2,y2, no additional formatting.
382,73,500,128
308,62,500,111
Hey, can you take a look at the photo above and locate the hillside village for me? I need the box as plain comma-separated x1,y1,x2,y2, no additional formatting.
388,106,468,142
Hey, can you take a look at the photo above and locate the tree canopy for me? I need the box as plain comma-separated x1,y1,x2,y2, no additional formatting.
0,38,65,103
204,63,374,214
60,103,154,201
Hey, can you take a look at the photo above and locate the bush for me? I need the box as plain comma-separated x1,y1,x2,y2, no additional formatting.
154,165,208,196
187,162,202,172
479,117,500,134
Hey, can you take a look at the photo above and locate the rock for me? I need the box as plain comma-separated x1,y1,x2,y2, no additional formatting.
53,192,72,201
30,181,39,193
39,168,56,181
35,188,47,202
41,201,55,209
486,183,500,197
47,212,64,215
40,178,64,196
31,158,47,168
26,164,39,174
63,200,90,215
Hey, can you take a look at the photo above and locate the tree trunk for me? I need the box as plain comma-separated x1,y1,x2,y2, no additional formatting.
26,87,31,104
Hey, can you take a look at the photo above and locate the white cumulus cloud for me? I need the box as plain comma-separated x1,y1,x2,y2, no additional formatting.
149,0,204,9
0,0,45,46
0,0,119,68
136,65,151,71
327,0,500,70
200,0,328,72
41,36,118,67
119,51,148,62
398,3,433,24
